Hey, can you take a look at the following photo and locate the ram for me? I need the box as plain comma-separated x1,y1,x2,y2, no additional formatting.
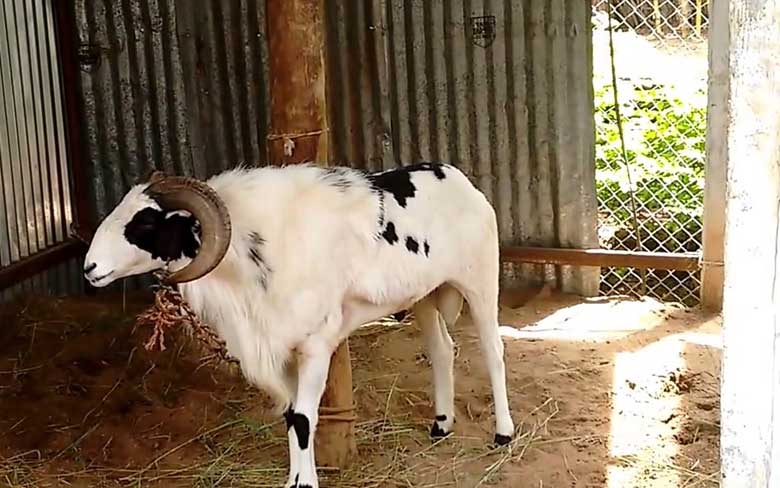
83,162,514,488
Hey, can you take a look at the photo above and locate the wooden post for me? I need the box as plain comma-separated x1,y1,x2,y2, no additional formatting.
700,0,728,311
719,1,780,486
266,0,357,469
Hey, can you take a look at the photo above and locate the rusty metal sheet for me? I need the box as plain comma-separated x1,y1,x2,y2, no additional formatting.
53,1,598,295
72,0,270,221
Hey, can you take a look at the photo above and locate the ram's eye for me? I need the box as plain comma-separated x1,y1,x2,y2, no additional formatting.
127,208,160,233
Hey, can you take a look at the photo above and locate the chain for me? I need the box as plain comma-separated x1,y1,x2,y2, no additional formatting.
137,272,239,366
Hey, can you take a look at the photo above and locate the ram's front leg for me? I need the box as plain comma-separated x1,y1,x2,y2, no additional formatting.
284,405,302,488
287,341,334,488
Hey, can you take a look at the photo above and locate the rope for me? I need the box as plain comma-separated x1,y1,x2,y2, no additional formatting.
319,403,358,423
266,128,328,158
266,128,328,141
607,1,647,294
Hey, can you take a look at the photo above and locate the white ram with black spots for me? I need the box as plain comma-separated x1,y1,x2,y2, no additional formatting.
83,163,515,488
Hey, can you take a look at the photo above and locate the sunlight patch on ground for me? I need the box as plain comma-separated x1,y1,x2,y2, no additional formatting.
608,335,685,486
500,298,668,342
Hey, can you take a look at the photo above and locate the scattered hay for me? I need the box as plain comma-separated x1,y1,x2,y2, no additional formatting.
0,291,722,487
102,397,561,488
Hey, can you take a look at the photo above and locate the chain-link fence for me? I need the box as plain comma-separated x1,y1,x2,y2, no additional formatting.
592,0,709,306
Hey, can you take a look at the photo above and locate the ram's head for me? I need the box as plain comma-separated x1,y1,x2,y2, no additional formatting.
83,171,231,287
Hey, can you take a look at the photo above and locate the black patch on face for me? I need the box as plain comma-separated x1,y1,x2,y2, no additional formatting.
424,240,430,257
246,231,271,289
406,236,419,254
291,412,310,450
367,162,448,208
299,485,313,488
381,222,398,245
124,207,200,262
435,414,447,422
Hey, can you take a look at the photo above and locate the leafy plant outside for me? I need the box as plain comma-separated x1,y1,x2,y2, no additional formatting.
595,82,706,305
595,83,706,253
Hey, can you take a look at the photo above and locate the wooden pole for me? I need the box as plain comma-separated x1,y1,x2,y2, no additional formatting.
500,246,700,271
718,0,780,486
265,0,356,469
700,0,728,311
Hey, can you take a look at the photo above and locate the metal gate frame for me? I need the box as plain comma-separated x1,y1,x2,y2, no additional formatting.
0,1,90,292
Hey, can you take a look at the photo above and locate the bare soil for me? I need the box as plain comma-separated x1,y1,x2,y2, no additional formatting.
0,287,720,487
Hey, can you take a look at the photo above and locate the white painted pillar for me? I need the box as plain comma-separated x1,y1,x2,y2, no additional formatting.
719,0,780,486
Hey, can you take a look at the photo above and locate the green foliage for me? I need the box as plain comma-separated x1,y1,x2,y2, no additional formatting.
595,83,706,253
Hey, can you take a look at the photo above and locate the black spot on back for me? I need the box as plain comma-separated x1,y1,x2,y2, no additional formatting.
406,236,419,254
368,162,448,208
246,231,271,290
319,166,355,191
435,414,447,422
424,240,430,257
376,191,386,229
381,222,398,244
249,231,265,247
124,207,200,262
369,169,415,207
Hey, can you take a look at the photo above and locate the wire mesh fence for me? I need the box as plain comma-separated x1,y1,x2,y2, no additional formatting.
592,0,709,306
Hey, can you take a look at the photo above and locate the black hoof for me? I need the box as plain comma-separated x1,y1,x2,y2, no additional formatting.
494,433,512,446
391,310,409,321
430,421,451,440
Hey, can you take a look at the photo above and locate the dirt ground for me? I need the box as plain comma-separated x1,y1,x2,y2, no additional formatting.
0,287,720,487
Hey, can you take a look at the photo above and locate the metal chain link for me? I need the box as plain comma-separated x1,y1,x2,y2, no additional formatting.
593,0,708,306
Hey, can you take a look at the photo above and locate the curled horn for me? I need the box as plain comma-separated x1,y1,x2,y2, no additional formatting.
145,175,231,284
137,167,166,185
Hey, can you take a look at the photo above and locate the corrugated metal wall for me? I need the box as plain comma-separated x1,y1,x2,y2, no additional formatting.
0,0,81,301
71,0,269,221
53,0,597,295
326,0,599,294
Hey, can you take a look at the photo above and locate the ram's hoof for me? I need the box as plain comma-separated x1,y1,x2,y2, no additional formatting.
494,433,512,446
430,421,452,440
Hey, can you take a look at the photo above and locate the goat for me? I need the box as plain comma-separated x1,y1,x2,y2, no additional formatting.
83,163,515,488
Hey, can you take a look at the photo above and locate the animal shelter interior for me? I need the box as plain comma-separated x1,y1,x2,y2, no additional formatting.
0,1,778,487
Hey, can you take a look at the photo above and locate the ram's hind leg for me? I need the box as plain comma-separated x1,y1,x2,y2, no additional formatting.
413,295,456,440
459,286,514,446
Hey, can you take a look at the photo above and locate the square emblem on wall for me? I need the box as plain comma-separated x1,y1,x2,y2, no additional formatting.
469,15,497,48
